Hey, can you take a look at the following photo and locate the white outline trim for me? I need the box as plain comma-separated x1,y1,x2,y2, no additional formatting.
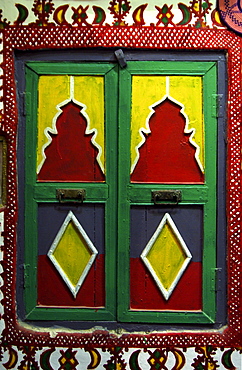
37,75,104,174
131,76,204,174
47,210,98,298
140,212,192,300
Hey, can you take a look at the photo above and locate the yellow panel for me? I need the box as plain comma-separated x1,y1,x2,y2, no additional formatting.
74,76,105,172
131,75,204,171
169,76,204,169
147,223,186,291
38,75,70,172
131,76,166,170
53,221,92,287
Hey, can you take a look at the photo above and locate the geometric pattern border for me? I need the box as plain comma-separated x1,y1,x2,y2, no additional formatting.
1,345,242,370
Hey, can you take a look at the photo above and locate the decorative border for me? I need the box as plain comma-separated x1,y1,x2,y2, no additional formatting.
0,345,241,369
0,26,241,348
0,0,225,29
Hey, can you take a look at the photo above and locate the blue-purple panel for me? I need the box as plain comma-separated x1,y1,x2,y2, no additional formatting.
130,205,203,310
37,203,105,307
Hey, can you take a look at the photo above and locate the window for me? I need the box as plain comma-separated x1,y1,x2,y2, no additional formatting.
17,51,226,329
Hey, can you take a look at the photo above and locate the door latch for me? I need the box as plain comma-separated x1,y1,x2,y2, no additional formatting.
114,49,127,68
56,189,86,203
152,190,182,205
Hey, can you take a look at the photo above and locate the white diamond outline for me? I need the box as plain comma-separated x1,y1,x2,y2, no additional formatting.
48,210,98,298
140,212,192,300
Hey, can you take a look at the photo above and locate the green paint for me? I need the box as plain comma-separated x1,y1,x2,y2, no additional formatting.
93,7,104,24
15,4,29,23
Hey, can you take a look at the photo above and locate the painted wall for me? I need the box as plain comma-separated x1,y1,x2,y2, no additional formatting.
0,0,220,27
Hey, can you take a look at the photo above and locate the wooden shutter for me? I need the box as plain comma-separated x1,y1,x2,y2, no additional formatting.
118,61,219,324
24,62,118,321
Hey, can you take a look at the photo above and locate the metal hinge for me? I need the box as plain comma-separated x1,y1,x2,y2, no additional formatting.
210,267,222,292
212,94,224,118
24,264,36,289
19,92,26,116
24,264,30,289
21,91,31,116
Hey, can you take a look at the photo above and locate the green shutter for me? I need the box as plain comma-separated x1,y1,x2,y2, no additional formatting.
117,61,217,324
24,60,218,324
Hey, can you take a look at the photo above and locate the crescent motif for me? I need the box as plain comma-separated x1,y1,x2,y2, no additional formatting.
53,5,70,26
177,3,192,26
211,9,225,27
221,349,236,370
85,348,101,369
3,347,18,369
40,348,55,370
14,4,29,25
132,4,148,26
171,349,186,370
92,6,106,25
129,350,142,370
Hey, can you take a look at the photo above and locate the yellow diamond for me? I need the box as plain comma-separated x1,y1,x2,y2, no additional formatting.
141,213,192,300
48,211,98,297
52,221,92,287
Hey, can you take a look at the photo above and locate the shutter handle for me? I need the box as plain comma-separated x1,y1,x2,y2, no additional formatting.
56,189,86,203
114,49,127,68
152,190,182,205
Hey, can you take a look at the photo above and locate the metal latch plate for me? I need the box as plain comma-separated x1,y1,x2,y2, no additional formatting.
152,190,182,205
56,189,86,203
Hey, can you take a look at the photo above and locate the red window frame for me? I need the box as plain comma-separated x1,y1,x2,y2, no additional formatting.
2,26,242,348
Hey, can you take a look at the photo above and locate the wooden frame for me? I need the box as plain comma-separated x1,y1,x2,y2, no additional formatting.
23,59,219,325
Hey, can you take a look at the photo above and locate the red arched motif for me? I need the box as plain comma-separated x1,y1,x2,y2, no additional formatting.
131,98,204,183
38,101,105,182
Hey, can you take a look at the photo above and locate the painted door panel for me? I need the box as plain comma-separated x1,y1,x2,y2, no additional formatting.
38,204,105,307
130,206,203,311
37,75,105,182
24,62,117,321
130,74,204,182
118,61,217,323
